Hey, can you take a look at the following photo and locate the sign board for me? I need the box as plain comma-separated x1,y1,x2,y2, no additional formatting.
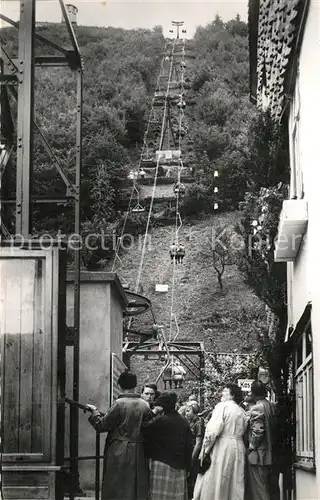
155,284,168,292
110,353,127,405
237,379,254,393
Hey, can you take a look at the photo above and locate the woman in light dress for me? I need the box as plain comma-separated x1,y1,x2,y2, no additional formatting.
193,383,247,500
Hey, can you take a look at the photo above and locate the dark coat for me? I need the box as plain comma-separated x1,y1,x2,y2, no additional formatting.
143,411,193,472
247,398,276,466
89,393,151,500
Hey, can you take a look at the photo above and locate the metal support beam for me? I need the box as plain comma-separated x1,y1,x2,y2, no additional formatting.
0,146,14,179
12,56,71,67
173,354,198,378
15,0,35,237
183,353,201,372
1,3,84,497
59,0,81,57
1,197,74,204
124,341,205,401
69,67,83,500
0,75,18,86
1,48,77,196
123,349,202,356
0,13,70,56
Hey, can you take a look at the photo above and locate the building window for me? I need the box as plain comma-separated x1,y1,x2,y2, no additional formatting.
294,320,314,467
290,71,304,199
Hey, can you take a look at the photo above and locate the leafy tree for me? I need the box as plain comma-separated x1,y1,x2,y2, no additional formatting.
238,110,290,398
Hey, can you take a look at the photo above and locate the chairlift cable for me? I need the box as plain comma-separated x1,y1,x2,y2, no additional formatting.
128,39,178,331
169,51,185,341
133,39,177,293
112,45,170,271
138,42,169,167
111,185,135,271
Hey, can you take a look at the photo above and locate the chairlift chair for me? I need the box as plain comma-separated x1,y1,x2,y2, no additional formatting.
131,184,146,213
172,362,186,388
175,243,186,264
131,204,146,213
162,358,186,389
173,182,186,195
177,100,186,109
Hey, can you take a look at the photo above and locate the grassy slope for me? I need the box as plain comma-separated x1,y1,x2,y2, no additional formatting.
109,211,266,357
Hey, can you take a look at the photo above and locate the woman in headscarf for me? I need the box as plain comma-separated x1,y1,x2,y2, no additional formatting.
193,383,247,500
143,391,193,500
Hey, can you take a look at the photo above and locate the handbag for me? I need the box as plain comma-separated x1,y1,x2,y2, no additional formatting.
198,453,211,474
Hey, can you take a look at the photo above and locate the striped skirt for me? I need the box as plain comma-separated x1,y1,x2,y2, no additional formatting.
149,460,188,500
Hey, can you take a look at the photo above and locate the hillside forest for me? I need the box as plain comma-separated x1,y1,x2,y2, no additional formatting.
1,16,290,401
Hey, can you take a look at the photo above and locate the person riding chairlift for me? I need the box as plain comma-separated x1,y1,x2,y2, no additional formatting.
176,243,185,264
169,242,177,262
174,182,186,196
172,361,186,389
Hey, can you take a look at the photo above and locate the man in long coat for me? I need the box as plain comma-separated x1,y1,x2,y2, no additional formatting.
246,380,277,500
86,370,151,500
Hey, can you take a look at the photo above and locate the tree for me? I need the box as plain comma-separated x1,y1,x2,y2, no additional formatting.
199,224,244,290
238,110,290,398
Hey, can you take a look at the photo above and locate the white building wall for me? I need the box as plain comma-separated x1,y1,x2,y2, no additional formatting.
287,0,320,497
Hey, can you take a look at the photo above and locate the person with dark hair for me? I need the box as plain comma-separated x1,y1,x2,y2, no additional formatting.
142,391,193,500
117,369,137,390
141,383,159,408
242,393,256,414
193,383,247,500
246,380,278,500
85,370,151,500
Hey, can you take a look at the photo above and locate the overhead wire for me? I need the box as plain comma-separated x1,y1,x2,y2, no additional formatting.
111,43,169,272
126,39,177,333
133,38,177,296
169,44,186,342
111,187,134,271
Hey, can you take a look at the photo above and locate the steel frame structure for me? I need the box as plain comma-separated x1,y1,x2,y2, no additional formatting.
0,2,83,498
123,341,206,406
170,20,185,39
141,41,190,165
